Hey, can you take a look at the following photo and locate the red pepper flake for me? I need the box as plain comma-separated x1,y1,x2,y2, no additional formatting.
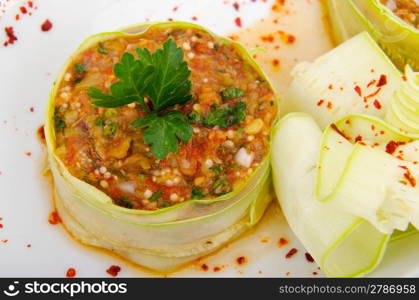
367,79,377,88
4,26,18,46
354,85,362,97
234,17,242,27
29,107,34,112
260,236,271,243
377,74,387,87
48,211,61,225
278,237,288,247
370,68,375,73
37,125,46,144
167,18,174,21
172,6,178,12
260,34,275,43
287,34,295,44
28,1,33,8
233,2,240,11
286,248,298,259
399,166,416,187
106,265,121,277
313,272,318,275
20,6,27,14
236,256,247,265
213,266,221,272
355,135,363,143
285,272,290,276
66,268,76,278
25,152,32,157
317,99,324,106
305,252,314,263
365,88,382,100
1,239,8,243
41,19,53,32
371,124,376,131
15,14,20,20
328,84,333,90
191,16,198,21
386,141,405,155
27,244,32,248
402,75,407,81
331,123,351,141
373,99,382,109
201,263,209,271
326,102,333,109
272,59,280,66
0,224,3,229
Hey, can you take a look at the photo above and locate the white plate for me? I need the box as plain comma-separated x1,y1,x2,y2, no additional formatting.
0,0,417,277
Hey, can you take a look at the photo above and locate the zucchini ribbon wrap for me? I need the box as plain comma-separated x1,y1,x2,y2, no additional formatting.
326,0,419,71
274,30,419,277
45,22,278,272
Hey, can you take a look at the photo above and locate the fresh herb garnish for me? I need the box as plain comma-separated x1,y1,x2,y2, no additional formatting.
115,197,134,209
210,165,222,174
132,111,192,159
188,111,201,124
74,77,83,84
95,117,105,127
149,190,162,202
191,187,205,199
98,43,108,54
104,108,117,118
75,63,86,75
203,102,246,128
88,39,193,159
221,87,244,100
103,121,118,137
53,108,66,131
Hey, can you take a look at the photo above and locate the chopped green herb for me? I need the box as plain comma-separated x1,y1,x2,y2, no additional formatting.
212,175,231,195
53,108,66,131
159,200,172,208
191,187,205,199
104,108,118,118
74,77,83,84
98,43,108,54
221,87,244,100
214,43,220,51
115,197,133,209
188,111,201,124
95,117,105,127
74,63,86,75
210,165,222,174
203,102,246,128
88,39,194,159
149,190,162,202
103,121,118,137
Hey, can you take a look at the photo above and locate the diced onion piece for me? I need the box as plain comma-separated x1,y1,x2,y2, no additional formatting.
235,147,254,168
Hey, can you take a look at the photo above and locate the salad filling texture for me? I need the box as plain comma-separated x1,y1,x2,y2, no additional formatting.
52,25,276,210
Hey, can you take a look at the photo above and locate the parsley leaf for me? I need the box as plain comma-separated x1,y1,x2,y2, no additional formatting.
132,111,192,159
88,52,154,110
98,43,108,54
88,39,191,112
87,39,194,159
203,102,246,128
138,39,192,111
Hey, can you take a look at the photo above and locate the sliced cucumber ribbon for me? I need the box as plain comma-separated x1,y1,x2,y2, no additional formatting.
272,113,419,277
326,0,419,70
